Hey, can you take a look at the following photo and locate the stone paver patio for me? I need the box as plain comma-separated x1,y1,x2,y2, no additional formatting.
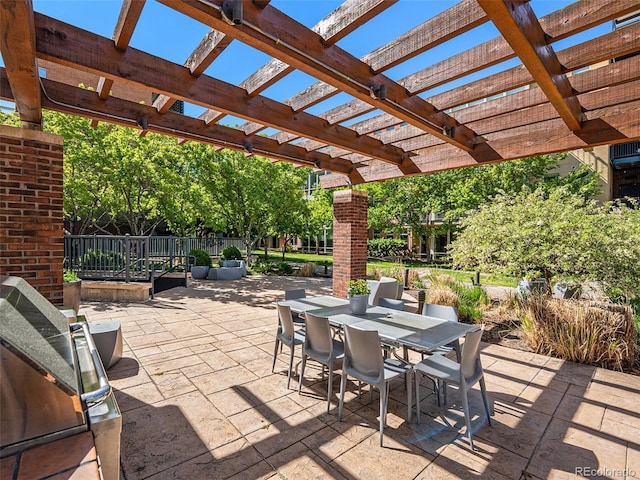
81,276,640,480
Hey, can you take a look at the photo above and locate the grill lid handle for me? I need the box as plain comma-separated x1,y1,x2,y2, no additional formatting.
70,322,112,406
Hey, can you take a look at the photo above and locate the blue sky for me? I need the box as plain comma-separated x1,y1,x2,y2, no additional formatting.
3,1,611,131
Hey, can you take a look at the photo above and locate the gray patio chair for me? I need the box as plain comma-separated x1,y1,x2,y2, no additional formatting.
285,288,306,324
377,297,405,311
298,312,345,412
272,303,305,389
368,277,400,306
338,324,412,447
422,303,461,361
414,326,491,450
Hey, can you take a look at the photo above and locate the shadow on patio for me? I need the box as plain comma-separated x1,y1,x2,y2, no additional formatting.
82,276,639,480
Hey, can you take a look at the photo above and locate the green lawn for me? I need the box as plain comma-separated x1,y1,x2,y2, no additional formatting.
257,251,518,287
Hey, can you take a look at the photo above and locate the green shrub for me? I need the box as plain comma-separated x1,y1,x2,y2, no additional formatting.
189,248,211,267
367,238,408,258
221,245,242,260
63,270,79,282
251,257,272,274
276,262,293,275
82,249,125,269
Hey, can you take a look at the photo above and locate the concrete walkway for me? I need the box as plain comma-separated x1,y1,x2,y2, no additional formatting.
80,276,640,480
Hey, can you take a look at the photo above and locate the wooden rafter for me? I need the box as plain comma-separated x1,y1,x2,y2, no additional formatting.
97,0,145,100
320,93,640,187
478,0,584,131
342,18,640,147
2,0,639,189
153,27,232,113
220,0,395,135
0,0,41,128
312,0,640,143
0,68,355,177
160,0,498,161
33,13,409,167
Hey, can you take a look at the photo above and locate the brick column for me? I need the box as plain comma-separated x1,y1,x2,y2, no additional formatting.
332,189,368,298
0,125,64,304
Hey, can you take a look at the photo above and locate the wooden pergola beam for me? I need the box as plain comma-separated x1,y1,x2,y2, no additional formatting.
0,0,41,128
309,0,640,138
153,27,232,113
478,0,584,131
217,0,394,134
160,0,495,160
320,97,640,187
0,68,355,177
33,13,408,166
97,0,146,100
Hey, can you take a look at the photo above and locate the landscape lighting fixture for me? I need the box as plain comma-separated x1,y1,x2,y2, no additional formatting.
221,0,243,25
370,84,387,101
136,116,148,130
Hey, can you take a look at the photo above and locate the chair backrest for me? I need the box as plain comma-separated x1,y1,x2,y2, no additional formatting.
343,324,383,382
368,277,399,306
377,297,404,311
304,312,333,357
460,327,484,380
276,303,296,340
422,303,458,323
284,288,306,300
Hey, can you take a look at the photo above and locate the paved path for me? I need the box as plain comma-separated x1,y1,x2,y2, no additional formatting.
80,275,640,480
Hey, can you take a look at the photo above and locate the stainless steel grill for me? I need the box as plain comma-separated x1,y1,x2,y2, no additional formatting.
0,276,121,480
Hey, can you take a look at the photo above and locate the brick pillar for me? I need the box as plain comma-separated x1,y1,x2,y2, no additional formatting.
332,189,368,298
0,125,64,304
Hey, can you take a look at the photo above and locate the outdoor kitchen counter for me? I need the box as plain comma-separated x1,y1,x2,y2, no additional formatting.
0,431,101,480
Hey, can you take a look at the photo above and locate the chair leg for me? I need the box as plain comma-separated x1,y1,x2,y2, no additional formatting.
338,373,347,421
287,343,295,389
379,383,386,447
406,370,413,424
271,338,280,373
415,371,421,424
480,377,492,425
461,386,474,450
327,363,333,413
297,354,307,393
442,380,448,405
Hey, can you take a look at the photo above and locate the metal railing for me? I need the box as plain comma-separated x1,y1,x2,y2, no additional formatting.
64,235,247,282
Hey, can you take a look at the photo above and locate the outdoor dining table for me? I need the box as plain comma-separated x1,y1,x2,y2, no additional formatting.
278,295,478,354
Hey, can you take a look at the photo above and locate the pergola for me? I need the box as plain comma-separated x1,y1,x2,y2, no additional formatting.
1,0,639,300
1,0,639,189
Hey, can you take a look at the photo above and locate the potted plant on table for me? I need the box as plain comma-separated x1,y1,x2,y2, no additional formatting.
348,278,371,315
189,249,211,279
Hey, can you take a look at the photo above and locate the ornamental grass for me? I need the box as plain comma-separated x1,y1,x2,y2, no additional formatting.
521,296,638,371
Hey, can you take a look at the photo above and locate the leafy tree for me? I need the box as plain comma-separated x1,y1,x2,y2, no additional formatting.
199,150,307,265
360,154,600,239
267,164,310,260
449,187,640,301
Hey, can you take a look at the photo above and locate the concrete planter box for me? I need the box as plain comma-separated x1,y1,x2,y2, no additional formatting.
208,266,244,280
190,266,210,279
63,280,82,314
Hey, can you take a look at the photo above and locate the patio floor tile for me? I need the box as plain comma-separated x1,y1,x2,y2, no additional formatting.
77,276,640,480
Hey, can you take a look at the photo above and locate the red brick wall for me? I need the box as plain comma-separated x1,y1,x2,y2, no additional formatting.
332,189,368,298
0,125,64,304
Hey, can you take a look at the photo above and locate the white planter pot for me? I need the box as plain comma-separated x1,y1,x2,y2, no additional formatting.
349,294,368,315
